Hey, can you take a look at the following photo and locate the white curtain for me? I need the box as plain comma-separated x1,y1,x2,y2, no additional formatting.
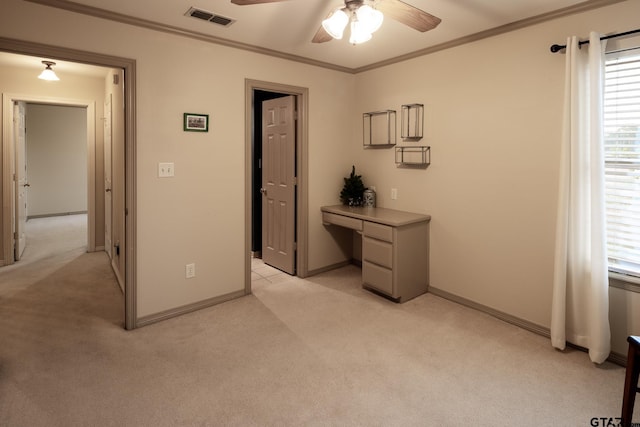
551,32,611,364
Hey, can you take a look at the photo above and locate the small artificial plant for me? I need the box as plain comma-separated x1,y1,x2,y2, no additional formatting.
340,165,366,207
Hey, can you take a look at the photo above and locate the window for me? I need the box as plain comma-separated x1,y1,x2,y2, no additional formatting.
604,49,640,279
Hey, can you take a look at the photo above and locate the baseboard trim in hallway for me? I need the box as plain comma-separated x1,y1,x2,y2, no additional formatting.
136,289,247,328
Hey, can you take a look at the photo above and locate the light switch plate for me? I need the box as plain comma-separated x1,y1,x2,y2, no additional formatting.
185,263,196,278
159,162,174,177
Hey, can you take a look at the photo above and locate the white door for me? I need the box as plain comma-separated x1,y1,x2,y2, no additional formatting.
262,96,296,274
14,101,27,261
104,95,113,259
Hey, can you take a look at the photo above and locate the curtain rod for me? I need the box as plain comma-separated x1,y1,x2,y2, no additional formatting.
550,28,640,53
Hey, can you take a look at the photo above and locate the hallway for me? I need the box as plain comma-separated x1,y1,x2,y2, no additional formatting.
0,214,123,322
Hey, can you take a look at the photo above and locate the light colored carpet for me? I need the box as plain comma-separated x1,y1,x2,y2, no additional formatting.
0,216,636,426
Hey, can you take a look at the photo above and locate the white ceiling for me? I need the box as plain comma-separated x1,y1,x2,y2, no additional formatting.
0,51,111,78
2,0,607,74
61,0,593,70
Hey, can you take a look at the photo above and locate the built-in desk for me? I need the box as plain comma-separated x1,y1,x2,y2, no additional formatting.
321,205,431,302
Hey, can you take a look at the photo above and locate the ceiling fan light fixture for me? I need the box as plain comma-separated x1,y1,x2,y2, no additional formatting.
349,19,372,45
38,61,59,81
322,8,349,40
356,5,383,34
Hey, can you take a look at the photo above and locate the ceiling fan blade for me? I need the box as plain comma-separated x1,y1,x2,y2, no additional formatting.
312,25,333,43
311,9,335,44
231,0,289,5
377,0,441,32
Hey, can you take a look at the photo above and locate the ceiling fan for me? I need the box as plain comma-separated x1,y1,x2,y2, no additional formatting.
230,0,441,45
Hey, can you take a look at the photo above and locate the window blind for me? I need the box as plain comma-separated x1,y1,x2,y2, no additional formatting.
604,50,640,278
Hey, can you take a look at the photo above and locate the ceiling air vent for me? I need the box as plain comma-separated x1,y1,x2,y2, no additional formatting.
185,7,235,27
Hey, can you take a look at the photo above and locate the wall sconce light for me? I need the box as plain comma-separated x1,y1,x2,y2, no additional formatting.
38,61,60,81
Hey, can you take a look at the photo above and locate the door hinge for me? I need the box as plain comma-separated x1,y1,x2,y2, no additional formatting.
294,110,298,120
292,177,297,186
14,232,19,240
293,242,297,251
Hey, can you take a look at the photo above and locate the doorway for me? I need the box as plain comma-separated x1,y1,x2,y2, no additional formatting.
4,95,96,260
24,104,88,217
251,90,291,265
0,37,137,330
17,102,88,259
244,79,310,294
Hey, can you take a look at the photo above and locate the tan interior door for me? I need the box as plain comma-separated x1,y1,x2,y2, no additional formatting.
14,101,27,261
104,95,113,259
262,95,296,274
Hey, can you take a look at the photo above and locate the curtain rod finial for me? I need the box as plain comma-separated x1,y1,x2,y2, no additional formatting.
550,44,565,53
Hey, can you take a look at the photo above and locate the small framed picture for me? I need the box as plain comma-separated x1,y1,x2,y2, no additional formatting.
183,113,209,132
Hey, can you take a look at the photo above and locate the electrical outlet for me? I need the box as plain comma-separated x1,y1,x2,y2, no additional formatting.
185,263,196,278
159,162,174,178
391,188,398,200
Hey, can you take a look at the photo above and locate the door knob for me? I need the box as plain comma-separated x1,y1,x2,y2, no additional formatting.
106,188,112,192
260,188,267,195
23,183,30,187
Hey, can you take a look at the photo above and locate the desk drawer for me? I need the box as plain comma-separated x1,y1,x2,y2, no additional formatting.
363,237,392,269
363,261,393,295
363,221,393,242
322,212,363,231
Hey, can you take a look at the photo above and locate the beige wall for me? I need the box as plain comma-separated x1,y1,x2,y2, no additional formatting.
26,103,87,217
353,1,640,355
0,0,637,354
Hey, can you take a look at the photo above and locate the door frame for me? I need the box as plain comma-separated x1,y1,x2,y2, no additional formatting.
244,79,309,293
13,101,26,261
104,94,113,260
3,94,97,254
0,36,138,330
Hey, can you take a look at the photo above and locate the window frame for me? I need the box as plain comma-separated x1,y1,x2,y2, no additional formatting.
604,46,640,293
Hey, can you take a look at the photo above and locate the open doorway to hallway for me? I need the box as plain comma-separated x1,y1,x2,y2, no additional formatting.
11,101,90,272
0,39,137,329
1,57,124,328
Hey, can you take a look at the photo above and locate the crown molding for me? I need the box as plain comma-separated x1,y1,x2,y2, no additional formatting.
24,0,627,74
23,0,353,74
353,0,628,73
